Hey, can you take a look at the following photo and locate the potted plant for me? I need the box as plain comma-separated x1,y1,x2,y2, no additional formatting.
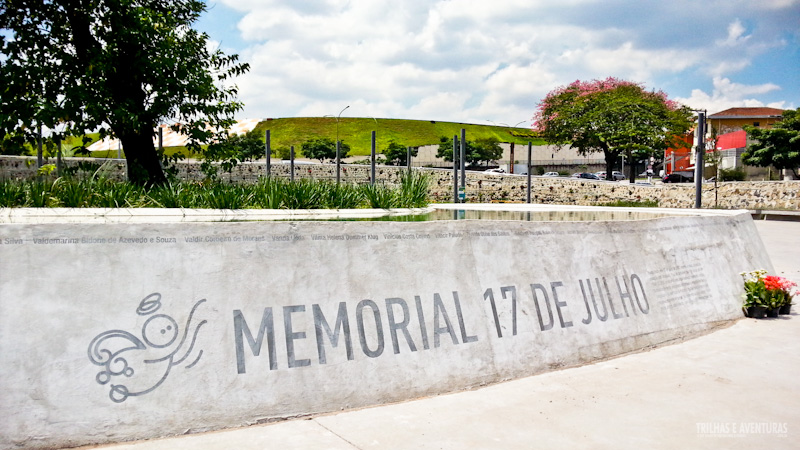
741,270,797,318
741,270,768,318
764,275,797,315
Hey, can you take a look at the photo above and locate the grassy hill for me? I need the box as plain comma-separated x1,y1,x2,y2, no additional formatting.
4,119,545,159
254,117,545,157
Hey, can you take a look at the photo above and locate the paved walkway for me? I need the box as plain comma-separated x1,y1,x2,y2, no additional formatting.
80,220,799,450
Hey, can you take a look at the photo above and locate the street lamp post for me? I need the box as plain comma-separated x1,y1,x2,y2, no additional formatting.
336,105,349,184
487,119,527,173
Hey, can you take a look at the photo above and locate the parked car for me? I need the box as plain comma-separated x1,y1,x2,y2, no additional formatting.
572,172,600,180
543,172,559,177
484,168,505,174
663,173,693,183
595,171,626,181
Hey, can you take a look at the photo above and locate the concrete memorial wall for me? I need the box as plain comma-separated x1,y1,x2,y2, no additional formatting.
0,208,772,449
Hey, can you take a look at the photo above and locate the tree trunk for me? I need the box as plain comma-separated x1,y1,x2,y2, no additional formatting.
602,147,617,181
605,159,615,180
120,131,167,186
627,149,636,183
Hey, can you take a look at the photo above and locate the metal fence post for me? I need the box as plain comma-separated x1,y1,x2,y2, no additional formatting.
526,142,532,203
371,130,376,185
453,135,459,203
265,130,271,177
460,129,466,202
290,145,295,182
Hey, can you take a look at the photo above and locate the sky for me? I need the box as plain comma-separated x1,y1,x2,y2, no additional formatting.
196,0,800,126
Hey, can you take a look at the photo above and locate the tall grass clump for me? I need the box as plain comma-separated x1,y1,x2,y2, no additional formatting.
92,178,147,208
50,178,96,207
250,177,285,209
281,179,324,209
0,174,431,210
25,180,57,207
322,181,364,209
147,182,202,208
197,182,255,210
398,171,430,207
361,183,399,209
0,179,27,206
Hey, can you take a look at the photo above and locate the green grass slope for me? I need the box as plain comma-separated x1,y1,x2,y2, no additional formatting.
254,117,545,157
4,119,544,160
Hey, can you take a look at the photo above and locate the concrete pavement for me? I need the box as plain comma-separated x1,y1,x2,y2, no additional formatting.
77,220,800,450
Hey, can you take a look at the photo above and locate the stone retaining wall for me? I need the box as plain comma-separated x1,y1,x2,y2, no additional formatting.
2,156,798,210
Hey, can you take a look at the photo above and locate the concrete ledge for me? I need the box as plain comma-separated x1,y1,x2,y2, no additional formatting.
0,207,435,224
0,206,773,449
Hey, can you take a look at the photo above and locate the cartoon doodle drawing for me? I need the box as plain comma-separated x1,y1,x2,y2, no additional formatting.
87,293,207,403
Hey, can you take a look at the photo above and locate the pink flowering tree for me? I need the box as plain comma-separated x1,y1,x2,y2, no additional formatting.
532,78,693,181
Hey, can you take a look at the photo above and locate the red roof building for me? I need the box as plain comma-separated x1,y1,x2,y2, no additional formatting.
707,107,785,134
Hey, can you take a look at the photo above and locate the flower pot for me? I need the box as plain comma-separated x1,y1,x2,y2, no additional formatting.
779,304,792,315
746,306,767,318
767,308,780,318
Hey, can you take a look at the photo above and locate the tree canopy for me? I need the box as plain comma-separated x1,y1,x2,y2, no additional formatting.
532,78,693,180
742,108,799,179
301,138,351,162
436,136,503,167
0,0,249,185
200,129,265,179
382,141,417,166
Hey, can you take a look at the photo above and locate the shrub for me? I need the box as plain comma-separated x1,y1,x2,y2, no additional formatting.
718,167,746,181
274,146,292,160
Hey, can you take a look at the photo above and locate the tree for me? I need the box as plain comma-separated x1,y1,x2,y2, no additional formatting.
471,137,503,166
301,138,350,162
382,141,417,166
0,0,249,185
742,108,799,179
532,78,693,181
436,136,503,167
274,146,292,160
0,134,26,155
229,130,266,162
200,129,264,179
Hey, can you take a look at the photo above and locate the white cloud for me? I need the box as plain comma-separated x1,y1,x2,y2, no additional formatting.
716,19,751,47
675,77,783,112
208,0,798,124
752,0,800,9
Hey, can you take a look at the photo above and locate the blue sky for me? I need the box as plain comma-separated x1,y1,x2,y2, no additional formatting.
196,0,800,125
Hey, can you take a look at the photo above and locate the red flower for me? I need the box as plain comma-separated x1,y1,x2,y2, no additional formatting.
764,275,797,292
